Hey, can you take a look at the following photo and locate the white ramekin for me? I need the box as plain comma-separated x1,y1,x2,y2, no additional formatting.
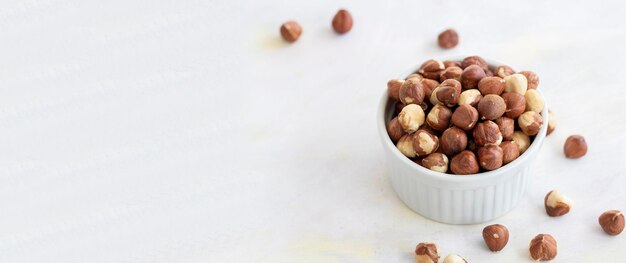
378,58,548,225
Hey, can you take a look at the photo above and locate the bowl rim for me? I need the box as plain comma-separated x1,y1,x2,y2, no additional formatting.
378,56,548,183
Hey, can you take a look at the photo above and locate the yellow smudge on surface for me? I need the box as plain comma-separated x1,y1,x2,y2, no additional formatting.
289,236,374,262
254,27,289,50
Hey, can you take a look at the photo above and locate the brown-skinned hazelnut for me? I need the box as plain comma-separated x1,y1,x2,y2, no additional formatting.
500,141,520,164
512,131,530,154
478,76,505,95
461,65,486,89
482,224,509,252
495,117,514,141
418,59,445,81
415,242,439,263
451,105,479,131
524,89,544,113
478,145,503,170
461,56,489,71
387,117,406,142
426,104,452,131
503,73,528,95
398,104,425,133
544,190,571,217
473,121,502,146
332,9,353,34
599,210,625,236
477,94,506,120
518,111,543,136
501,92,526,119
529,234,557,261
443,60,461,68
420,79,439,99
547,110,556,135
494,65,515,78
458,89,482,106
450,150,479,175
439,66,463,82
280,21,302,43
399,78,425,105
412,130,440,157
519,70,539,89
396,134,417,158
441,127,468,157
438,29,459,49
387,79,404,100
421,153,449,173
564,135,587,159
433,79,462,107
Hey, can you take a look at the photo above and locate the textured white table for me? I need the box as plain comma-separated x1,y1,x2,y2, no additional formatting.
0,0,624,262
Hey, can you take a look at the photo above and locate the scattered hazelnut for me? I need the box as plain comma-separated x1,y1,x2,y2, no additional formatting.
461,56,489,71
439,66,463,82
421,153,449,173
280,21,302,43
478,76,505,95
458,89,482,106
519,70,540,89
501,92,526,119
412,130,440,157
500,141,520,164
547,110,556,135
511,131,531,154
495,117,514,140
406,73,423,81
482,224,509,252
518,111,543,136
451,105,479,131
386,117,406,142
420,79,439,99
397,134,417,158
564,135,587,159
398,104,425,133
494,65,515,78
387,79,405,100
478,145,503,170
503,74,528,95
524,89,545,113
461,65,486,89
415,242,439,263
441,127,468,157
450,150,479,175
529,234,557,261
442,254,468,263
399,79,425,105
544,190,571,217
433,79,462,107
418,59,445,81
473,121,502,146
332,9,353,34
438,29,459,49
477,94,506,120
599,210,625,236
426,104,453,131
443,60,462,68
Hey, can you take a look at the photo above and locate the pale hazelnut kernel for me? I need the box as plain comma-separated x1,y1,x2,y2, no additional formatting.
434,79,462,107
473,121,502,146
451,104,479,131
494,65,515,78
450,150,479,175
564,135,587,159
418,59,445,81
461,65,486,89
547,110,556,136
524,89,544,113
529,234,557,261
386,117,406,142
518,111,543,136
415,242,439,263
519,70,540,89
500,141,520,164
503,73,528,95
545,190,571,217
461,56,489,71
477,94,506,120
412,130,440,157
482,224,509,252
442,254,468,263
398,104,425,133
399,78,425,105
396,134,416,158
599,210,625,236
441,127,468,157
387,79,405,100
495,117,514,141
439,66,463,82
458,89,482,106
511,131,531,154
501,92,526,118
429,87,442,105
478,76,505,95
421,153,449,173
426,104,452,131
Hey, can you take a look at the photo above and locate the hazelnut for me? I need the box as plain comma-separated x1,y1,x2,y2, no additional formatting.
420,79,439,99
443,60,461,68
433,79,462,107
495,117,514,141
415,242,439,263
458,89,482,106
397,134,417,158
503,73,528,95
500,141,520,164
418,59,445,81
519,70,540,89
398,104,425,133
450,150,479,175
451,105,479,131
461,65,486,89
482,224,509,252
501,92,526,119
599,210,625,236
426,104,453,131
387,79,405,100
524,89,545,113
412,130,440,157
406,73,423,81
442,254,468,263
399,79,425,105
438,29,459,49
280,21,302,43
332,9,353,34
544,190,571,217
529,234,557,261
511,131,531,154
478,145,503,170
477,76,505,95
564,135,587,159
547,110,556,135
439,66,463,82
461,55,489,71
518,111,543,136
386,117,406,142
441,127,468,157
422,153,449,173
494,65,515,78
477,94,506,120
473,121,502,146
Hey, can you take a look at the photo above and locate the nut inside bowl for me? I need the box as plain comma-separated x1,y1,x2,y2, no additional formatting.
378,57,548,224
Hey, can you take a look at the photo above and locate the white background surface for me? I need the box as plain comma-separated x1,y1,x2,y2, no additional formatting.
0,0,625,262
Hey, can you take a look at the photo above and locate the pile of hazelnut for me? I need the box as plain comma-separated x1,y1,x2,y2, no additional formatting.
386,56,547,174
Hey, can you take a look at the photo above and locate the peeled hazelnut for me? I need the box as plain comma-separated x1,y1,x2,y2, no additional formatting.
415,242,439,263
461,56,489,71
564,135,587,159
399,78,425,105
524,89,544,113
451,104,479,131
512,131,531,154
412,130,440,157
599,210,625,236
280,21,303,43
422,153,449,173
458,89,482,106
398,104,425,133
420,79,439,99
439,66,463,82
519,70,540,89
442,254,467,263
434,79,462,107
426,104,453,131
500,141,520,164
494,65,515,78
529,234,557,261
443,60,461,68
544,190,571,217
547,110,556,135
332,9,353,34
501,92,526,119
495,117,514,140
438,29,459,49
503,74,528,95
387,79,405,100
418,59,445,81
397,134,417,158
477,94,506,120
518,111,543,136
482,224,509,252
478,76,505,95
461,65,486,89
406,73,423,81
478,145,503,170
387,117,406,142
450,150,479,175
473,121,502,146
441,127,468,157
